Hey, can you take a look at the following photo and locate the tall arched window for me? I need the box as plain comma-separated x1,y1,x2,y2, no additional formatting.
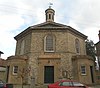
75,39,80,54
20,40,25,55
44,34,55,52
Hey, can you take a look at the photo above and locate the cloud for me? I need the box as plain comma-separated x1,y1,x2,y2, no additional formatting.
0,15,24,58
83,27,99,43
64,0,100,43
0,15,24,30
0,0,100,59
0,0,49,59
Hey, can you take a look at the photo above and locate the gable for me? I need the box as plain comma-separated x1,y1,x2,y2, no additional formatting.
38,23,59,27
31,22,67,28
15,22,87,40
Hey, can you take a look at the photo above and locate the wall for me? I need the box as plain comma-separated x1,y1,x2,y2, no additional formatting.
0,67,7,82
72,55,96,85
95,70,100,84
14,27,87,85
7,56,28,85
28,29,87,84
15,32,31,56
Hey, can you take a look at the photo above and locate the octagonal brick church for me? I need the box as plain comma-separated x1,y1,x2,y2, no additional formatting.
7,7,96,87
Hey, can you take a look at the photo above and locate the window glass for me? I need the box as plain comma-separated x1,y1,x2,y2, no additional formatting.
81,66,86,75
49,14,51,19
44,35,55,52
13,66,18,74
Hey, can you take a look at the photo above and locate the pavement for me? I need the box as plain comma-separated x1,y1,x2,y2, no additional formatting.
88,85,100,88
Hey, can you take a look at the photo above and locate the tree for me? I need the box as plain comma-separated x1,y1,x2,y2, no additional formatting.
85,39,96,61
18,66,31,88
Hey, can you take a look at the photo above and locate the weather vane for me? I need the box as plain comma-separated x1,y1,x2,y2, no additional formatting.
49,2,53,8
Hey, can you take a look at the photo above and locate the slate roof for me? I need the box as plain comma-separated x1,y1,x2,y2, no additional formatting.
14,21,87,40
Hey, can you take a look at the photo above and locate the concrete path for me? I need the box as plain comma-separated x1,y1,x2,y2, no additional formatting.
89,85,100,88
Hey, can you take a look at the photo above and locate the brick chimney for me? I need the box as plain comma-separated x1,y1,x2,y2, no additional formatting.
98,30,100,41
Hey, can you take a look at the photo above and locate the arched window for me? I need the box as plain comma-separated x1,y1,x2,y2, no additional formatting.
49,14,51,19
44,34,55,52
20,40,25,55
75,39,80,54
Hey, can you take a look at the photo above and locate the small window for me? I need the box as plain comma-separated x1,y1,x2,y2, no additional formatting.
52,15,54,20
81,66,86,75
49,14,51,19
97,76,100,80
13,66,18,75
0,66,6,72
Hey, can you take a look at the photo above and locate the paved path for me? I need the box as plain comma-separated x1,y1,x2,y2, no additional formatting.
89,85,100,88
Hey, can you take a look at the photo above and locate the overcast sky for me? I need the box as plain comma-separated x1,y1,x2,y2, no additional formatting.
0,0,100,59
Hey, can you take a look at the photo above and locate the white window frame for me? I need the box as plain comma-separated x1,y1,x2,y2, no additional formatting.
44,34,55,52
13,66,18,75
81,65,86,75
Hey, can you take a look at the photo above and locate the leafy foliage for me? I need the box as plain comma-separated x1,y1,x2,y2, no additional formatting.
85,39,96,61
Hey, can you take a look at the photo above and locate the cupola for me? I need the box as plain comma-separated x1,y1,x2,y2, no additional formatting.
45,6,55,22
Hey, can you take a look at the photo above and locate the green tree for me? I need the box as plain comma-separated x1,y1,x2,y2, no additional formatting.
85,39,96,61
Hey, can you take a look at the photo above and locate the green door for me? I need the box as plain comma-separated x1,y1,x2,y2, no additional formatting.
44,66,54,83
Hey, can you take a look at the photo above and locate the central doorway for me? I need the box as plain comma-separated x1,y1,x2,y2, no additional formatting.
44,66,54,83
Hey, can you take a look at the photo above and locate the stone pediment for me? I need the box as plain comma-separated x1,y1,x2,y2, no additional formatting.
38,23,59,27
31,22,67,28
15,22,87,40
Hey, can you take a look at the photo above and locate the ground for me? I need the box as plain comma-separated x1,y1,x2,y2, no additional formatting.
89,85,100,88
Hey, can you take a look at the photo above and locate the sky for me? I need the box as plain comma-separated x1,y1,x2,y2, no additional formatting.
0,0,100,59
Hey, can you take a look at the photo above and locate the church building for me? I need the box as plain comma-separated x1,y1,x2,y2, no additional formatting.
6,7,96,87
